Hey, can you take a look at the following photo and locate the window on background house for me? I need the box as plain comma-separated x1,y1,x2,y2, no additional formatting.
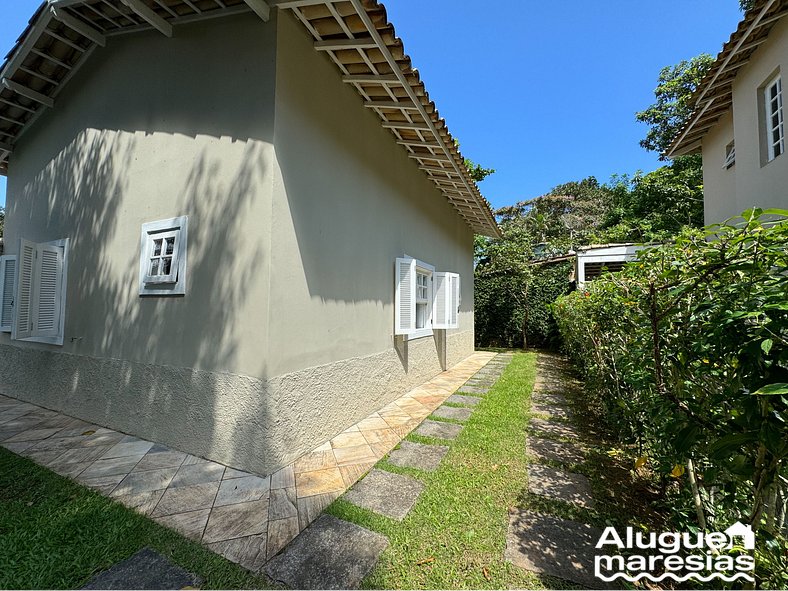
139,216,188,296
11,238,69,345
395,256,460,339
724,141,736,169
765,75,784,162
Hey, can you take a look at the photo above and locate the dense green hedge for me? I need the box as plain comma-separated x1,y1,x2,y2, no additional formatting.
552,210,788,587
474,261,571,349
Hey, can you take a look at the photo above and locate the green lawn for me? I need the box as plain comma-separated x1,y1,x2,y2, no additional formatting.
327,351,562,589
0,449,275,589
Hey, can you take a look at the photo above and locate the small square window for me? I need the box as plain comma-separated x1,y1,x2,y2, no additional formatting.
139,216,188,296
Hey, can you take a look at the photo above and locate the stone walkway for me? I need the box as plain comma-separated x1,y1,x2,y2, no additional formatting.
506,352,604,589
265,352,514,589
0,351,497,576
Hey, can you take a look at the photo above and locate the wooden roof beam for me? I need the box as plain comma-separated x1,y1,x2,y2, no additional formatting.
120,0,173,37
49,6,107,47
315,37,377,51
382,121,431,131
342,73,400,84
243,0,271,22
365,100,420,111
0,142,13,154
1,78,55,109
397,140,441,148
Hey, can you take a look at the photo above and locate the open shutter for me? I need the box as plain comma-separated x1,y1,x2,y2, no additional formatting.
449,273,460,329
13,239,35,341
33,243,64,339
433,272,460,330
0,255,17,332
433,272,450,329
394,257,416,335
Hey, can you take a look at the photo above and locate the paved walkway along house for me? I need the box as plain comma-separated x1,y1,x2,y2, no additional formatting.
505,353,604,589
0,351,503,581
265,352,514,588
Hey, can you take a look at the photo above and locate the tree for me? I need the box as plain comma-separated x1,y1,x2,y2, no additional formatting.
464,158,495,183
740,0,755,11
636,54,715,157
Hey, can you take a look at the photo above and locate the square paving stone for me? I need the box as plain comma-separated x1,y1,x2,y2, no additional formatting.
388,441,448,472
505,510,604,589
458,385,489,395
82,547,202,590
446,394,481,406
529,418,581,440
214,475,270,507
432,406,473,422
528,437,585,465
169,461,225,487
532,404,572,420
415,420,463,440
343,469,424,521
152,481,220,517
203,498,270,543
532,392,568,406
111,468,178,498
208,533,268,572
265,514,389,589
528,464,594,508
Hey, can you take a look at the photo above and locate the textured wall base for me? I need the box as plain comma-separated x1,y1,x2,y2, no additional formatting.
0,330,473,475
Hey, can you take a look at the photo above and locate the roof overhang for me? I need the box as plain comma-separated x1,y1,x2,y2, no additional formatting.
0,0,500,237
667,0,788,158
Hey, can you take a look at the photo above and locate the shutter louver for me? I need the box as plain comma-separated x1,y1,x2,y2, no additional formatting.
34,244,64,338
395,257,416,335
14,239,35,340
0,256,16,332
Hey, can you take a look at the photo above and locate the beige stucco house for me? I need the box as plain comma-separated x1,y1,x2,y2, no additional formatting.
668,0,788,223
0,0,499,476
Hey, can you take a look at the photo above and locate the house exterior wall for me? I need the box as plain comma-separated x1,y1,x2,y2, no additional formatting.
702,112,736,225
701,17,788,223
0,10,476,475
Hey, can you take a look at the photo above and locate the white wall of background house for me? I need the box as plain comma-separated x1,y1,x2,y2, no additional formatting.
0,10,478,476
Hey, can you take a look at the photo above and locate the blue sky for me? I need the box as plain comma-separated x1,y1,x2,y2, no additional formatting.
1,1,743,210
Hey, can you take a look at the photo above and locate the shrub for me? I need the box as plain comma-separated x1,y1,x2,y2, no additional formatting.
553,209,788,587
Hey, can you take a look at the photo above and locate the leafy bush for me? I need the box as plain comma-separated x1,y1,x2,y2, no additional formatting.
553,209,788,587
475,262,571,350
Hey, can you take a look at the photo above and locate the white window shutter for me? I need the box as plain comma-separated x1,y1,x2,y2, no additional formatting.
13,239,35,341
0,255,17,332
432,272,450,329
449,273,460,329
395,257,416,335
33,243,64,338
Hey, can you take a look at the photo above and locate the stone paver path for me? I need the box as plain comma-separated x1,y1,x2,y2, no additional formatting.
265,515,389,590
343,469,425,521
387,440,448,471
82,547,202,590
0,351,496,575
507,352,608,588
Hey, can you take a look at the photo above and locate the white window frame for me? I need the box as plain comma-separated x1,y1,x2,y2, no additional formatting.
12,238,69,346
0,254,17,333
765,75,784,162
139,216,188,296
412,263,434,339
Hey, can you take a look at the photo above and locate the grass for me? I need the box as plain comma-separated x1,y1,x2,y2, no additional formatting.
0,449,276,589
326,351,557,589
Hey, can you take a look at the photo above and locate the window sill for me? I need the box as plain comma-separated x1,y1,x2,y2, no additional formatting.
406,328,434,341
14,335,64,346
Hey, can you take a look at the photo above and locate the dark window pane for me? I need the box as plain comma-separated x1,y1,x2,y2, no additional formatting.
150,259,160,275
153,239,162,256
161,257,172,275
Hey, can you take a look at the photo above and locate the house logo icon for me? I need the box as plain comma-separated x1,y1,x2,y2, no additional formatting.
725,522,755,550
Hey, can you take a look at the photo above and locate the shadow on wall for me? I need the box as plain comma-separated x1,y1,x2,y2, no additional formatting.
4,128,276,471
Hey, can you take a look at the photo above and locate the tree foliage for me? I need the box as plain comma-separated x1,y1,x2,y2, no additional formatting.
636,54,714,157
553,210,788,587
